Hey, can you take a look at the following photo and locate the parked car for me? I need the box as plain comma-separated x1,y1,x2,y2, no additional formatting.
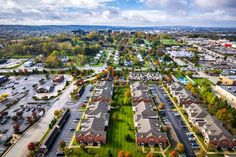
186,132,194,137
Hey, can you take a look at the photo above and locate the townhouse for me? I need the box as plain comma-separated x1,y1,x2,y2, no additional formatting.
130,81,168,147
167,82,196,108
75,81,113,146
168,82,236,149
186,103,236,149
129,72,162,81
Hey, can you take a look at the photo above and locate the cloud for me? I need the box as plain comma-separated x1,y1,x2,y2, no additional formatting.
139,0,189,14
194,0,236,10
0,0,236,27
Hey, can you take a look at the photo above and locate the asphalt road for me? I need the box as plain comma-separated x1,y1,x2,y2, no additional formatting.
153,85,196,157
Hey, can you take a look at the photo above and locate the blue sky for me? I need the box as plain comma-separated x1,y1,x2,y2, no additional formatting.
0,0,236,27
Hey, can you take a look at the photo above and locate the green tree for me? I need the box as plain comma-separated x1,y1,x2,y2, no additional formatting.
45,50,62,68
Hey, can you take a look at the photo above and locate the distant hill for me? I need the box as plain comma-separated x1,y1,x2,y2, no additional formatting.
0,25,236,33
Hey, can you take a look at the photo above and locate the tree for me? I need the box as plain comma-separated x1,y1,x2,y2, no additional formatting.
28,142,36,152
123,97,131,106
54,110,61,118
216,108,233,123
169,150,177,157
125,90,131,97
59,140,66,151
197,149,206,157
113,112,119,121
177,143,184,153
125,152,132,157
125,134,133,142
13,124,20,134
107,149,113,157
32,111,38,121
159,102,165,109
27,116,34,125
146,152,155,157
45,50,62,68
118,150,125,157
77,54,87,65
1,93,9,98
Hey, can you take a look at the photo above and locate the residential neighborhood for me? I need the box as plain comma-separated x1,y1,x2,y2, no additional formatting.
0,10,236,157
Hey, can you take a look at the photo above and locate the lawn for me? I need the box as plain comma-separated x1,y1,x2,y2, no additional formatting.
191,77,213,85
160,39,178,46
71,106,146,157
69,87,152,157
173,71,184,78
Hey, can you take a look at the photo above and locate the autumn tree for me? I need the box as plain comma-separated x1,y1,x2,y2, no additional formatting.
45,50,62,68
118,150,125,157
13,124,20,133
28,142,36,152
54,110,61,118
59,140,66,151
177,143,184,153
159,102,165,109
216,108,233,123
197,149,206,157
169,150,177,157
125,152,132,157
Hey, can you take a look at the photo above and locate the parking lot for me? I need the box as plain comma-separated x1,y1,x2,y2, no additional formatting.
0,75,57,156
46,84,93,157
151,84,197,157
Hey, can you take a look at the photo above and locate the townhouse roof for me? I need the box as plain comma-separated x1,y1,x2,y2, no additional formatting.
85,102,109,116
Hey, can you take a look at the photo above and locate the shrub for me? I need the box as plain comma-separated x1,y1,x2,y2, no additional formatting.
125,134,133,142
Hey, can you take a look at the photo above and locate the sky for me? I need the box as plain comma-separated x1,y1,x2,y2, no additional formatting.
0,0,236,27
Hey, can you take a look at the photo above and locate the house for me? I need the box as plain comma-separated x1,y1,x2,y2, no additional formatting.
91,81,113,103
23,60,34,67
186,103,236,149
167,82,196,107
136,119,168,147
219,75,236,85
75,81,113,146
124,60,133,67
53,74,64,83
60,56,69,63
129,72,162,81
36,83,54,93
76,117,107,146
131,82,168,147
